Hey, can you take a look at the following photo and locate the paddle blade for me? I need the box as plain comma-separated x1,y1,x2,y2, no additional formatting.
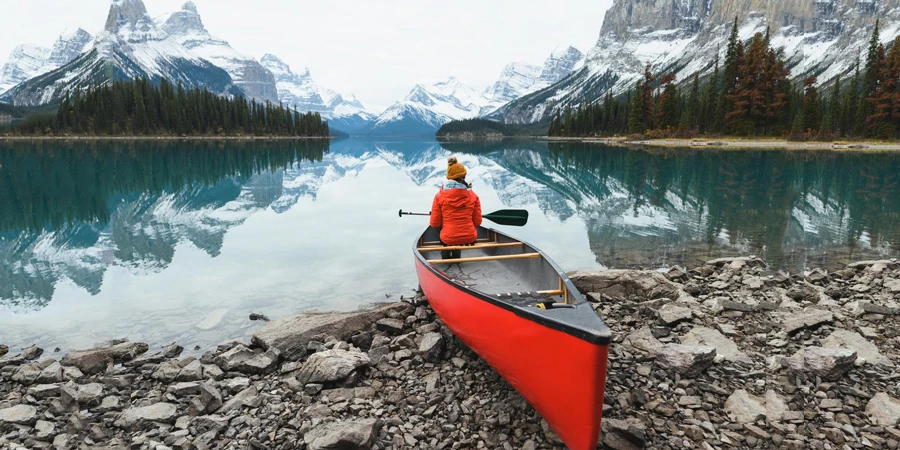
483,209,529,227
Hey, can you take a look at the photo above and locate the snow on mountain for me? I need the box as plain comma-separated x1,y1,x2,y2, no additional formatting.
259,54,375,133
1,0,240,106
369,77,491,135
496,0,900,125
0,29,93,96
159,2,278,102
481,46,585,116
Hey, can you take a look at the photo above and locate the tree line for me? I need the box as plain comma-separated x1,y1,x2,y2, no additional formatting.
550,19,900,141
7,77,330,137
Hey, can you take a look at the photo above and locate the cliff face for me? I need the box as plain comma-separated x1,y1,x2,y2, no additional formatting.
496,0,900,124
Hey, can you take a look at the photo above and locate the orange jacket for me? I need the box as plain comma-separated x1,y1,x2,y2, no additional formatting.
430,181,482,245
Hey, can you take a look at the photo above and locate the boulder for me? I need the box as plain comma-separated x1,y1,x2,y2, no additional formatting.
375,318,405,334
601,417,646,450
114,402,178,429
61,342,149,375
0,344,8,357
418,332,444,362
681,327,751,364
781,308,833,334
295,349,371,385
725,390,766,424
866,393,900,426
847,260,899,270
0,405,38,425
622,328,664,355
304,418,381,450
21,344,43,360
214,345,278,374
787,347,857,381
251,302,413,360
657,303,693,325
705,256,766,269
655,344,716,377
822,329,893,367
199,383,223,413
217,386,260,414
568,270,681,302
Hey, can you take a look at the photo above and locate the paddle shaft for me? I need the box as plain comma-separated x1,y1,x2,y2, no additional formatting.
400,209,528,226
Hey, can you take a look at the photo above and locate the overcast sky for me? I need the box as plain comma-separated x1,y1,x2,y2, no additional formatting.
0,0,613,110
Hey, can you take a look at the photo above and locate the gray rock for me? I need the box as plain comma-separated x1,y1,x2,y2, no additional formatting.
681,327,751,364
781,308,833,334
199,383,223,413
601,417,646,450
252,302,413,360
11,363,42,384
217,386,259,414
114,402,178,429
375,318,405,334
418,332,444,362
168,382,201,396
822,329,893,366
622,328,664,355
36,361,63,383
0,405,37,425
34,419,55,440
304,418,381,450
725,390,766,423
21,344,43,360
657,303,693,325
176,359,205,381
152,361,183,382
655,344,715,377
75,383,104,407
765,390,790,422
27,383,61,399
866,393,900,426
163,343,184,358
214,345,278,374
220,377,251,394
296,349,370,384
568,269,681,302
0,344,7,357
787,347,857,381
61,341,149,375
846,259,898,270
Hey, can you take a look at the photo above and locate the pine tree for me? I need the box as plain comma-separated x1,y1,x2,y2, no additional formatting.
803,77,820,133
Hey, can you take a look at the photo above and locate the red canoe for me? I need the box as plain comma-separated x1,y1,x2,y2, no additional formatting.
413,226,611,450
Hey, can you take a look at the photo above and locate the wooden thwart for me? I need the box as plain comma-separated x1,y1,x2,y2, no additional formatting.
417,242,524,252
427,252,542,265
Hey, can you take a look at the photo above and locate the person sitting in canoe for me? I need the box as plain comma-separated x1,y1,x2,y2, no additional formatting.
430,157,482,259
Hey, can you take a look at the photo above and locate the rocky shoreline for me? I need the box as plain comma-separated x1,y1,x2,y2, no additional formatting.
1,256,899,449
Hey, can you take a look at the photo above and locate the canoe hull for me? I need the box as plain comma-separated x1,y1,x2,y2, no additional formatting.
415,257,608,450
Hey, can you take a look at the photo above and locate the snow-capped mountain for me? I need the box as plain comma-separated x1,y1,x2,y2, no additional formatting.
495,0,900,124
368,77,492,135
481,46,585,115
1,0,241,106
158,2,278,103
0,29,92,95
259,54,376,133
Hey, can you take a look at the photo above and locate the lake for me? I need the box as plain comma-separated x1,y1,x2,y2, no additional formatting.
2,139,899,352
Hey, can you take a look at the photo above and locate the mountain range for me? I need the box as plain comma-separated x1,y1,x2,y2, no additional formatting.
493,0,900,124
6,0,884,134
0,0,586,135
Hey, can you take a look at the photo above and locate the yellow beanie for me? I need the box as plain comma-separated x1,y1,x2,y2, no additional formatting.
447,156,467,180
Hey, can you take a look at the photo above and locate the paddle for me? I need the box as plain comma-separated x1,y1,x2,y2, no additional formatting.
399,209,529,227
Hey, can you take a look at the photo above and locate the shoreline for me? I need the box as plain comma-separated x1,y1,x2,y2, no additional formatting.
546,136,900,151
1,256,899,449
0,136,334,141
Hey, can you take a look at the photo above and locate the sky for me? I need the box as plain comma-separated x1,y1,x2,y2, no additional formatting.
0,0,614,111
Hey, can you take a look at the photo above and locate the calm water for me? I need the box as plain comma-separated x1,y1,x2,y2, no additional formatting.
2,139,899,351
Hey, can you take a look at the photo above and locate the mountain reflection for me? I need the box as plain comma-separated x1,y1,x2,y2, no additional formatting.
2,139,900,314
0,140,329,309
447,141,900,270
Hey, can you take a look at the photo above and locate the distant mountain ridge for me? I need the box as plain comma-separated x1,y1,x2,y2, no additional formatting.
0,0,370,123
495,0,900,124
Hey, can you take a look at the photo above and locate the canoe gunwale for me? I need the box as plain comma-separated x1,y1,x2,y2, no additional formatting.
414,227,612,346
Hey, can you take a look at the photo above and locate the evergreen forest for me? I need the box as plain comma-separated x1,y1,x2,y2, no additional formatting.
550,19,900,140
5,77,330,137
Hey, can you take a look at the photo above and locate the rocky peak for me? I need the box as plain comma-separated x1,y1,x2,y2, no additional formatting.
539,46,584,84
104,0,163,42
161,1,208,37
259,54,311,83
48,29,93,67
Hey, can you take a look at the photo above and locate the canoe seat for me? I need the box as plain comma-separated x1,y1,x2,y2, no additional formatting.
427,253,542,265
418,242,524,252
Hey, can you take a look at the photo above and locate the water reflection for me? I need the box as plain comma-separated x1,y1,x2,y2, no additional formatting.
1,139,899,351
